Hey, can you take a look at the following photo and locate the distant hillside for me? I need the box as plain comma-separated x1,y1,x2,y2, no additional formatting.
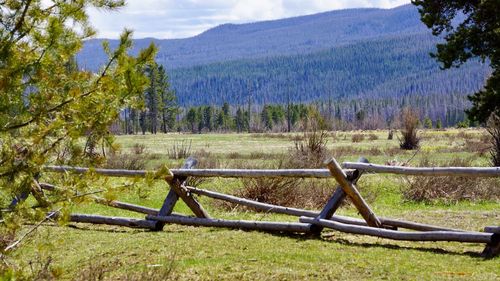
170,33,489,106
79,5,428,70
78,4,490,108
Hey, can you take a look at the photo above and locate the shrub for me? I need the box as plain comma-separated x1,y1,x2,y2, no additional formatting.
402,157,500,203
351,133,365,143
367,134,378,141
104,144,148,170
289,122,329,168
399,108,420,150
167,140,192,160
487,114,500,166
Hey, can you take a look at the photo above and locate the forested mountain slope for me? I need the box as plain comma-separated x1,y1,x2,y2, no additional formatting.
78,4,490,109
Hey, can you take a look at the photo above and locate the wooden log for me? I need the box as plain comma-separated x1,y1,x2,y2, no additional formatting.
147,215,311,233
342,162,500,177
484,226,500,234
92,197,159,216
185,186,466,232
481,234,500,258
378,218,465,232
186,186,318,217
154,159,191,231
314,158,370,233
300,217,493,243
45,165,355,179
167,157,210,219
69,214,157,229
325,158,382,227
169,169,337,178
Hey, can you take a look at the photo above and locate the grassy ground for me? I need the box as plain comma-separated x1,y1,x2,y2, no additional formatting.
10,129,500,280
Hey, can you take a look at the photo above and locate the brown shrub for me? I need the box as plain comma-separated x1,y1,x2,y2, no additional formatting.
351,133,365,143
399,108,420,150
234,178,334,210
463,138,491,156
104,144,148,170
456,131,474,139
402,157,500,203
367,134,379,141
288,127,329,168
167,140,192,160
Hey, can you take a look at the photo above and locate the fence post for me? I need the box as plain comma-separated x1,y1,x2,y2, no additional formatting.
154,157,210,230
325,157,382,228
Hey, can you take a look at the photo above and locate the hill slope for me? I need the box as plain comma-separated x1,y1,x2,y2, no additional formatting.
78,4,490,108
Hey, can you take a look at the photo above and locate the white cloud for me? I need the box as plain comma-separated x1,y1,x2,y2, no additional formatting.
88,0,411,39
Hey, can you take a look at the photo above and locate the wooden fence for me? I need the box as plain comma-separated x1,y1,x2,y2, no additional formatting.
33,157,500,258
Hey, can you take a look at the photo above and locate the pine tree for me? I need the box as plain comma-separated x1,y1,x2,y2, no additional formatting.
0,0,155,260
158,65,178,132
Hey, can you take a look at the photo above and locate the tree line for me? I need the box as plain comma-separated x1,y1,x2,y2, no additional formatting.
119,89,473,134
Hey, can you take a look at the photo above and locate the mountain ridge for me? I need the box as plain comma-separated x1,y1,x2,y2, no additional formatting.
79,4,429,70
78,4,489,113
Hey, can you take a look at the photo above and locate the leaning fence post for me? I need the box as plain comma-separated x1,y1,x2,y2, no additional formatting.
154,157,210,231
325,157,382,228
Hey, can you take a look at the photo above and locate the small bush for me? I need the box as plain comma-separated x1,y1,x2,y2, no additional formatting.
167,140,192,160
104,144,148,170
234,178,334,210
351,133,365,143
289,123,329,168
367,134,378,141
402,157,500,203
399,108,420,150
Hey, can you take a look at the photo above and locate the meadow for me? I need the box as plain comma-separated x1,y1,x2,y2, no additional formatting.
11,129,500,280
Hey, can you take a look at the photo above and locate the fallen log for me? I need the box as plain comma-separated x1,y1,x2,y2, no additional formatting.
300,217,492,243
69,214,157,229
147,215,311,233
92,197,160,216
186,186,317,217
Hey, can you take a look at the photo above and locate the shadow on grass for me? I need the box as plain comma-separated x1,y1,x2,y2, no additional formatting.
321,236,483,258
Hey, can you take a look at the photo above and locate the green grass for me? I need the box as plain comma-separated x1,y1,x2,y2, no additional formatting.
9,128,500,280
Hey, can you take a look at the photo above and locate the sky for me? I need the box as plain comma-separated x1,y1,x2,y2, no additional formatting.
88,0,412,39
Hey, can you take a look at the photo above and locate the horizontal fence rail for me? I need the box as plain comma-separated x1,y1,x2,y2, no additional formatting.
46,164,500,179
44,166,350,178
342,162,500,177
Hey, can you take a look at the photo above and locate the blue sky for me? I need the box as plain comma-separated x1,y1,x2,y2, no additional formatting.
89,0,411,39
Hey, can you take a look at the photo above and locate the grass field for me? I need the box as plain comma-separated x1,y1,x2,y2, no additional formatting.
10,129,500,280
